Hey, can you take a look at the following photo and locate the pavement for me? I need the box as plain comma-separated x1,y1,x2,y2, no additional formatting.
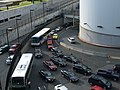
59,27,120,60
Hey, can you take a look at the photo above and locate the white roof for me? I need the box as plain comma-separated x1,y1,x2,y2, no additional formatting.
11,53,33,78
54,84,68,90
32,28,50,38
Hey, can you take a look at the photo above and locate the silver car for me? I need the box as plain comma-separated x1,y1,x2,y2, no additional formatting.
6,55,14,65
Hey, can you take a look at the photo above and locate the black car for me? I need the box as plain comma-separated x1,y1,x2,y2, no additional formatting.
97,69,120,81
34,47,43,58
73,63,92,75
51,47,62,53
0,44,9,55
52,51,64,58
50,57,67,67
113,64,120,73
61,69,79,83
63,55,80,64
38,69,55,82
88,74,112,89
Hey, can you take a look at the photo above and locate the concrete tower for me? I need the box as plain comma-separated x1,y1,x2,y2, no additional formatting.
79,0,120,48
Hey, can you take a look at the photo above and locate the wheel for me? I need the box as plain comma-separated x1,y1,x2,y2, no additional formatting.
103,86,106,90
45,79,48,82
84,73,87,76
59,64,61,67
61,74,64,77
89,82,93,85
113,78,117,81
70,80,72,83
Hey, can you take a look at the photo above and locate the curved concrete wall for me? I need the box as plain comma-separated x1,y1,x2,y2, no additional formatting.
79,0,120,47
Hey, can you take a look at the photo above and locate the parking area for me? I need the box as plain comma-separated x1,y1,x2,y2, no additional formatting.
11,26,120,90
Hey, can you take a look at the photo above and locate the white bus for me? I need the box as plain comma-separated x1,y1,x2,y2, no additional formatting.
11,53,33,88
31,28,51,46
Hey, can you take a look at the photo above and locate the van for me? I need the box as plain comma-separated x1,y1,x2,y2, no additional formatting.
54,84,68,90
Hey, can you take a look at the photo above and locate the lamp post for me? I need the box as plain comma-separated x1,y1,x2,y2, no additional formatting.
16,18,21,43
30,9,34,31
42,2,46,23
6,27,13,46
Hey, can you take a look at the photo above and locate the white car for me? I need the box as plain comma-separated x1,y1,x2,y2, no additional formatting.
67,37,76,44
55,26,62,32
54,84,68,90
6,55,14,65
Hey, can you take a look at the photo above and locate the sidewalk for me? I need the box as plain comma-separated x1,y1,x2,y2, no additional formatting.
60,27,120,59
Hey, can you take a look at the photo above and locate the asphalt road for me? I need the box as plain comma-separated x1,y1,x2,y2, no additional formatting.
23,27,120,90
1,27,120,90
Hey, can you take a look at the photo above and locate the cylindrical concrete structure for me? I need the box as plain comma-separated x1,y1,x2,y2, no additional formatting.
79,0,120,47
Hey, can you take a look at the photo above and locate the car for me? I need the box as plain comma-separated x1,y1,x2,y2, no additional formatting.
97,69,120,81
55,26,63,32
63,54,80,64
47,44,53,50
91,85,105,90
61,69,79,83
52,51,64,58
6,55,14,65
38,69,55,82
54,84,68,90
50,30,55,35
88,74,112,89
43,60,57,71
73,63,92,75
52,33,58,40
51,47,61,52
47,36,53,50
34,47,43,58
62,22,73,28
50,57,67,67
113,64,120,73
0,44,9,55
67,37,76,44
9,43,20,54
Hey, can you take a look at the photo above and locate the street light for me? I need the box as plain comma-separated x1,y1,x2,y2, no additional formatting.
16,18,21,43
42,2,46,23
6,27,13,46
30,9,34,31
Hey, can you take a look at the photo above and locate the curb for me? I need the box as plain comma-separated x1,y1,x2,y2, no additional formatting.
60,42,109,58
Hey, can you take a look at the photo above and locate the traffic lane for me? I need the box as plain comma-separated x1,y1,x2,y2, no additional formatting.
0,52,10,89
26,43,90,90
25,41,120,90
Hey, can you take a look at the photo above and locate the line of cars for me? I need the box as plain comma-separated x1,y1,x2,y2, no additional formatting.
88,64,120,90
40,46,120,90
5,43,20,65
39,46,93,85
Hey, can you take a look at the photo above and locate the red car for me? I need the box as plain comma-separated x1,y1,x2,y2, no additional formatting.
91,85,105,90
47,36,53,50
9,43,20,54
43,60,57,71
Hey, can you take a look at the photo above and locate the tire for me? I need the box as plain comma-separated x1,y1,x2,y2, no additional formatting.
45,79,48,82
113,78,117,81
70,80,72,83
103,86,106,90
59,64,61,67
84,73,87,76
89,82,93,85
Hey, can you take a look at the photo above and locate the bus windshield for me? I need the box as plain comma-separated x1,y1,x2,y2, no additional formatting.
12,77,24,85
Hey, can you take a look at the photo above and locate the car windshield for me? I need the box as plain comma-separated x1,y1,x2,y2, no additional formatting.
58,59,63,62
68,72,75,76
46,72,52,76
100,77,108,84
